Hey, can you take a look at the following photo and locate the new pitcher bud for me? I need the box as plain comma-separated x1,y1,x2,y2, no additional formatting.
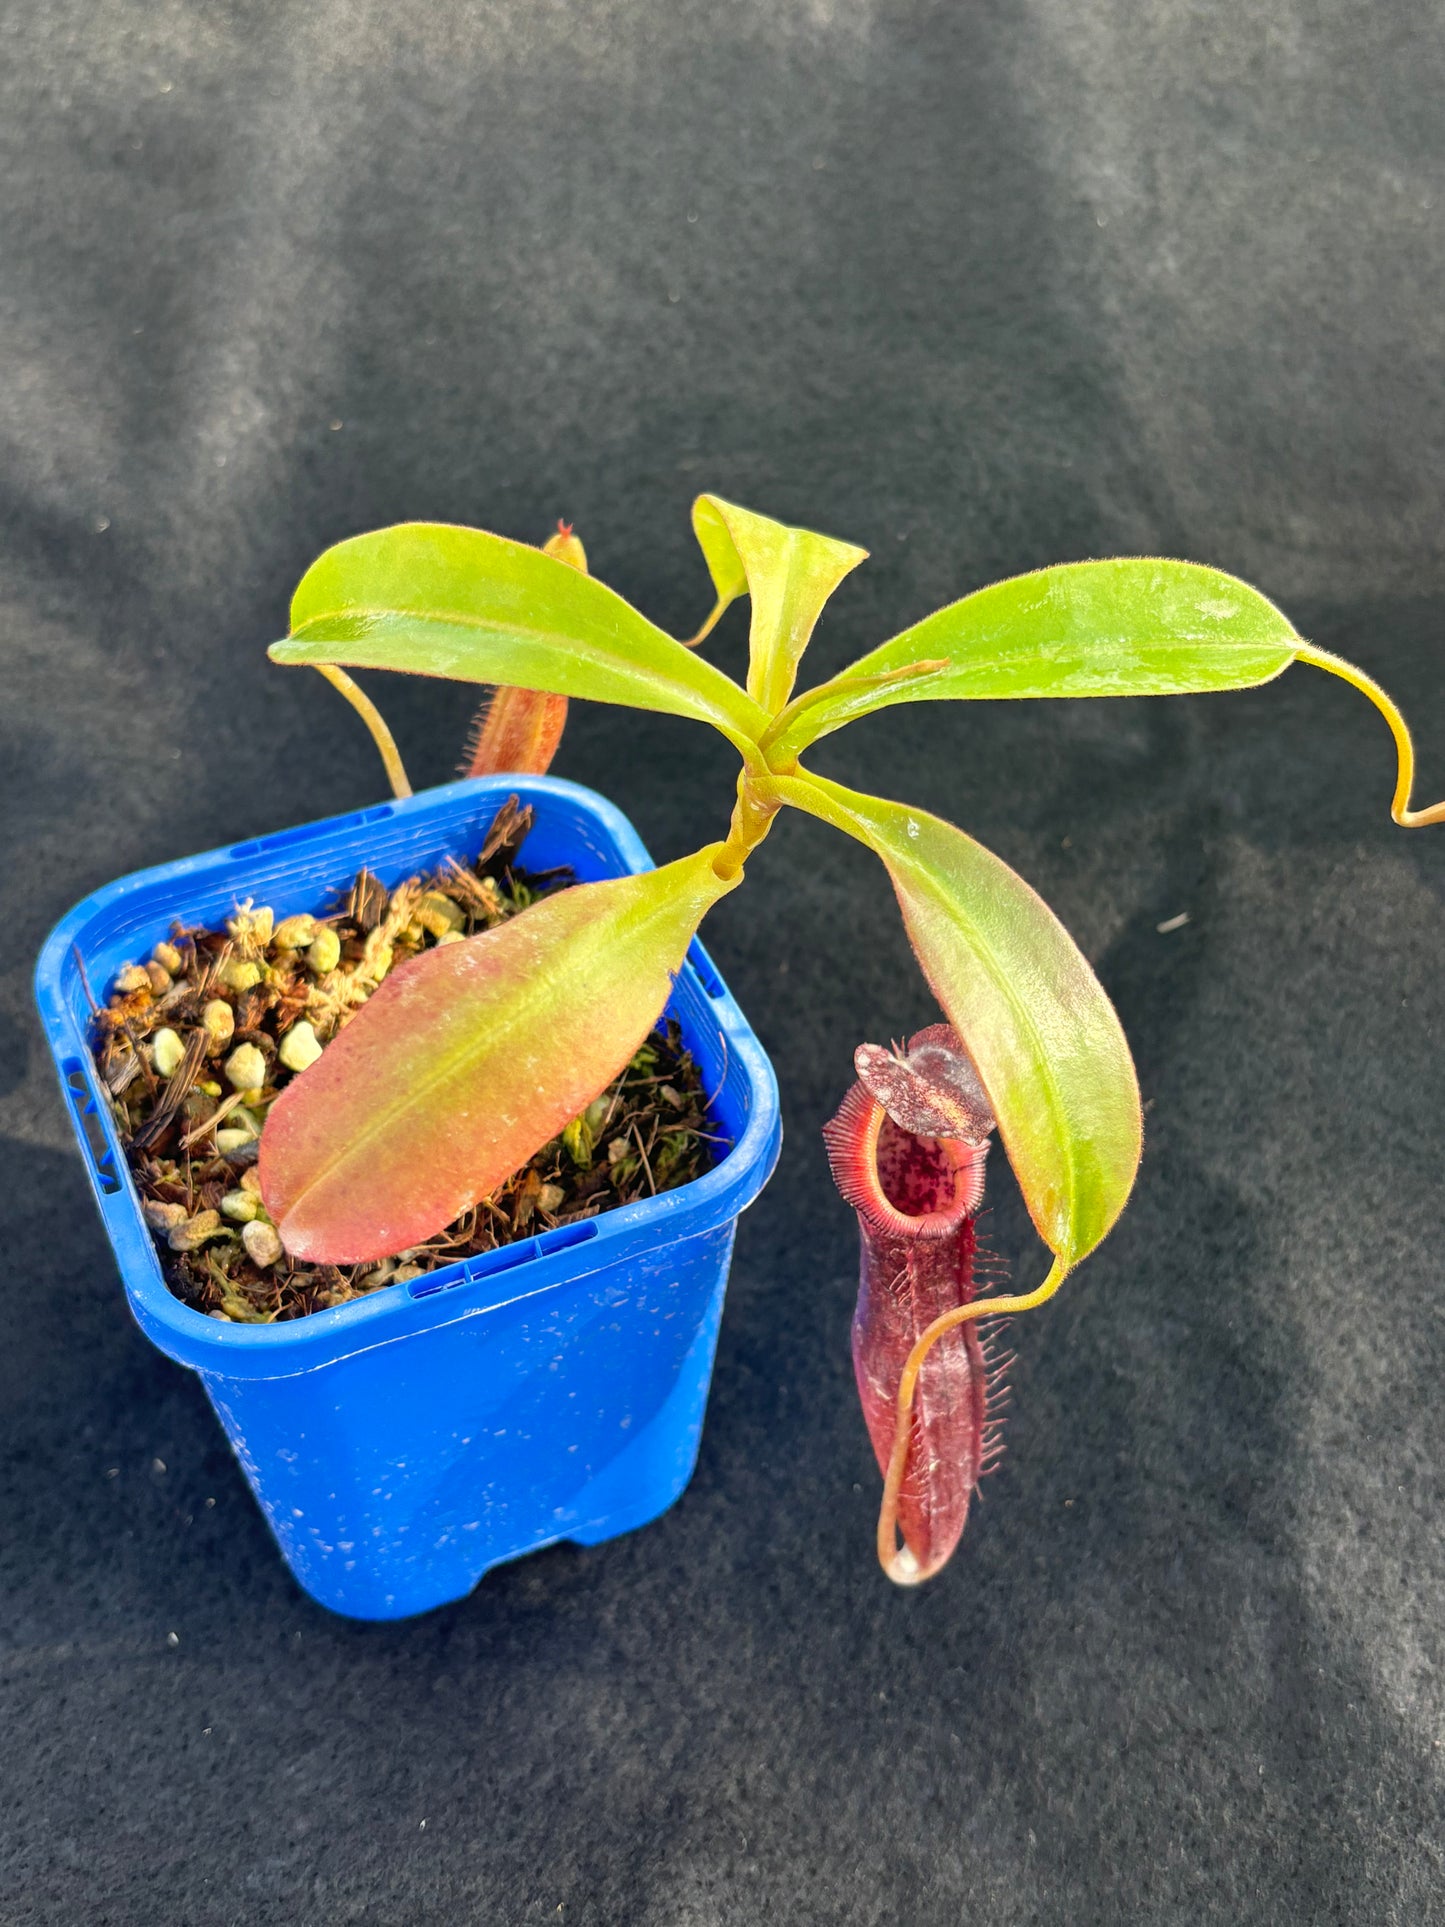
542,520,588,573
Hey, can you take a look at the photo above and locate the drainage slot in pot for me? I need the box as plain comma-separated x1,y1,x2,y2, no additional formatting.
685,939,726,999
538,1221,598,1256
230,803,396,860
409,1237,540,1299
407,1219,599,1300
63,1059,122,1196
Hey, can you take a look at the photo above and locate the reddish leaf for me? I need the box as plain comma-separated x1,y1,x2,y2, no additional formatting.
259,845,737,1263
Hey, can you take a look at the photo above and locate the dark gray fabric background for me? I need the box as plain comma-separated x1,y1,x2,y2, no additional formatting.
2,4,1442,1923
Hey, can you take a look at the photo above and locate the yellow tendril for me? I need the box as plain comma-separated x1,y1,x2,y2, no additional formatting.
682,594,729,650
313,664,413,800
1296,645,1445,827
878,1257,1069,1585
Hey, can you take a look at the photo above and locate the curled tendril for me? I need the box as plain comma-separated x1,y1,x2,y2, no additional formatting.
1298,646,1445,827
873,1257,1069,1581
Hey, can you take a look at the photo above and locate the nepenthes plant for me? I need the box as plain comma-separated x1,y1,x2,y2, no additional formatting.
260,496,1442,1583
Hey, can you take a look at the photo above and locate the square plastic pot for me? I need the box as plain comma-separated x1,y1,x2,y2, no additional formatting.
35,776,781,1620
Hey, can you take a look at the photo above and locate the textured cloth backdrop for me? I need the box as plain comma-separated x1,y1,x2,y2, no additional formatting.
2,5,1442,1924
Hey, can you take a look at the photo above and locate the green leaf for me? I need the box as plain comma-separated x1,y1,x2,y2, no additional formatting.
762,557,1301,760
691,495,750,609
270,523,770,756
259,843,739,1263
770,768,1141,1267
691,495,868,715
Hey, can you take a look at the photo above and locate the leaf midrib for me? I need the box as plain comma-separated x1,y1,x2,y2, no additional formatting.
290,602,768,736
775,635,1298,753
857,626,1297,680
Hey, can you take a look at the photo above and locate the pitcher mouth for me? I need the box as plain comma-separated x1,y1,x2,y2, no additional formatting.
822,1082,987,1244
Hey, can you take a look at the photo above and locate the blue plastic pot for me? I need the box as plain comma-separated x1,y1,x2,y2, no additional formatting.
35,777,781,1620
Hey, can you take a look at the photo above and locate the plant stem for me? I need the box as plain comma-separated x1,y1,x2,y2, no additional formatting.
713,769,783,880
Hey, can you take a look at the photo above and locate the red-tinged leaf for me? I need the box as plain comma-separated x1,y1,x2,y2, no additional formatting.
259,845,739,1263
824,1026,996,1581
